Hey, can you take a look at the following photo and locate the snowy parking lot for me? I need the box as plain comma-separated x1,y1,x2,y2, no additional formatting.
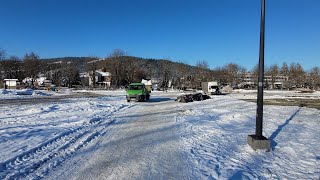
0,89,319,179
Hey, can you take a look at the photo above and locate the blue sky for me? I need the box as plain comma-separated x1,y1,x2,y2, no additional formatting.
0,0,319,70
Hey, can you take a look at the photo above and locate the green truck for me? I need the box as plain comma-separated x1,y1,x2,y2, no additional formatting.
126,83,150,102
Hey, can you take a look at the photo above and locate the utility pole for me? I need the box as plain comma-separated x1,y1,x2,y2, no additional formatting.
247,0,271,151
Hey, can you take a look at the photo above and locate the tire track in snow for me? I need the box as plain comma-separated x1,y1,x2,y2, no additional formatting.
0,104,132,180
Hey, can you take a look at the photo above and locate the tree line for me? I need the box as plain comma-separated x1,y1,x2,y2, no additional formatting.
0,48,319,90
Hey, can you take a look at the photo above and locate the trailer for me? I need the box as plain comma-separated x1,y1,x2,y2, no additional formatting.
201,81,220,95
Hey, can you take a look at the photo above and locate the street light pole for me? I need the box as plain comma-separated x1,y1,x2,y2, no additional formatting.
256,0,265,138
247,0,270,151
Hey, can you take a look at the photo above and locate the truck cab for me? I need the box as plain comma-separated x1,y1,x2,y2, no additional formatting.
126,83,150,102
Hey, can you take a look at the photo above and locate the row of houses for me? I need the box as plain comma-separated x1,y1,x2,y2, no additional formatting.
2,77,54,89
2,69,112,89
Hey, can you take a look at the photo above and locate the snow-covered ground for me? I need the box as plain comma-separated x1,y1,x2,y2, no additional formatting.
232,89,320,100
0,89,319,179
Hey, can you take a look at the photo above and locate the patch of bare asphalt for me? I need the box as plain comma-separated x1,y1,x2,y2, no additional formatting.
241,98,320,110
0,92,106,106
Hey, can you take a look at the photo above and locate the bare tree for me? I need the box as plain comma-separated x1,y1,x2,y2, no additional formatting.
23,52,40,87
0,48,5,61
0,49,5,82
279,62,289,88
132,68,147,83
223,63,246,87
280,62,289,75
175,62,190,90
106,49,128,88
249,64,259,87
159,61,172,90
266,64,279,89
0,49,6,81
295,63,305,87
109,49,126,58
52,69,63,87
213,67,228,85
308,66,320,90
109,58,122,88
289,63,305,88
196,60,209,69
45,60,63,86
61,61,80,87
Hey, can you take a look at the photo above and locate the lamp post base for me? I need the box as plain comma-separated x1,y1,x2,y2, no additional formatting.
247,135,270,152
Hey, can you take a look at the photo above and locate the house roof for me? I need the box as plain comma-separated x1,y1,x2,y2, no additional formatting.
96,71,111,76
4,79,19,81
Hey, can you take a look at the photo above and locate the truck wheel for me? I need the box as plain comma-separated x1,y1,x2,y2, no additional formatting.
140,95,145,102
127,99,131,102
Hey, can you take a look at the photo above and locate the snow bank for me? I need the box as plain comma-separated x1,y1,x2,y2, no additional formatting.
16,89,34,95
0,89,8,94
73,89,126,96
0,89,55,99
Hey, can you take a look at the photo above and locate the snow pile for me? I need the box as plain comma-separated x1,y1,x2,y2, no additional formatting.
32,91,52,96
0,89,54,99
64,88,73,95
16,89,34,95
73,89,126,96
0,89,8,94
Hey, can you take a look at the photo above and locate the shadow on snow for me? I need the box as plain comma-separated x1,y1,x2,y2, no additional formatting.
269,107,301,151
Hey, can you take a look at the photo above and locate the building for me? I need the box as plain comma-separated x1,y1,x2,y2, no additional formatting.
239,73,289,89
4,79,19,89
80,70,112,87
93,70,112,87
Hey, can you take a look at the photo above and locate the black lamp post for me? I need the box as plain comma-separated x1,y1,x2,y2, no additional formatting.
256,0,265,139
247,0,271,151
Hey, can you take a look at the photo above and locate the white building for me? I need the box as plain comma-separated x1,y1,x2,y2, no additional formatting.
4,79,19,89
84,70,112,87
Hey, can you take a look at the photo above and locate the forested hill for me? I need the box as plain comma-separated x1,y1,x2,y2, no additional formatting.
39,55,214,88
40,57,96,63
39,56,196,71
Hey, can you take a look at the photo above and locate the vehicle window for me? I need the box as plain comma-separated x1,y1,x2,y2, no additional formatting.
128,85,143,90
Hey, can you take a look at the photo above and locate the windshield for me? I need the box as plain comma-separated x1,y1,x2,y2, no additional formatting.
128,85,143,90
